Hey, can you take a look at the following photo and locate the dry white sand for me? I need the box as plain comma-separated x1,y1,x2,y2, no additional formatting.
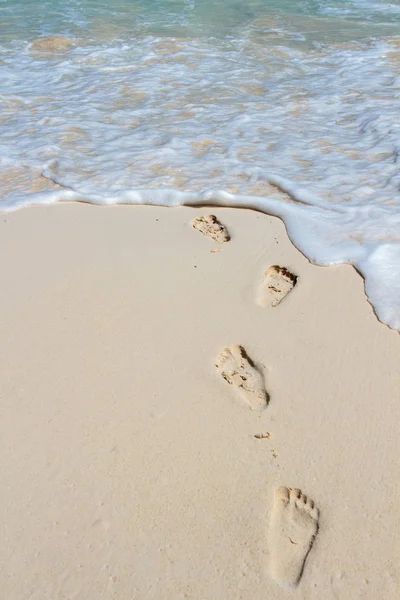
0,203,399,599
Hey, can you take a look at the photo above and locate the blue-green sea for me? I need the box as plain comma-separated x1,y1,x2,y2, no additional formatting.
1,0,400,328
2,0,400,40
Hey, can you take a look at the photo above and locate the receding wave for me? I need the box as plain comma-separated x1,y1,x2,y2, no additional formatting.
1,1,400,329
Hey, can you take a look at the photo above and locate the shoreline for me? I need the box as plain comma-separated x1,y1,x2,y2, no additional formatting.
3,185,399,333
1,203,399,599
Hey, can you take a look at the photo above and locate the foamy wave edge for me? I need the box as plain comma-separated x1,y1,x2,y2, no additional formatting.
2,178,400,333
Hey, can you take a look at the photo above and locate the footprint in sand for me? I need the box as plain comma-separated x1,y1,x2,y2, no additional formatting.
257,265,297,308
215,345,268,410
269,486,319,588
191,215,230,243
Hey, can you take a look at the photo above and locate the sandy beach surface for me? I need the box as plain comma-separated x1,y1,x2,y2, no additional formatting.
1,203,399,599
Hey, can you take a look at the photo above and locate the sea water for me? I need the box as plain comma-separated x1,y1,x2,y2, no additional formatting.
1,0,400,328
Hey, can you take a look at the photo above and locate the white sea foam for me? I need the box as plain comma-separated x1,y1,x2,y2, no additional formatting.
4,178,400,330
1,9,400,329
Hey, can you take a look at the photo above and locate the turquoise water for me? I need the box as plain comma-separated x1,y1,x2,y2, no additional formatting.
1,0,400,329
2,0,400,41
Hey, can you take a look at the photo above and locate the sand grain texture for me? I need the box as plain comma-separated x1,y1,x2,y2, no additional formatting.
0,205,399,600
191,214,230,243
269,486,319,588
257,265,297,308
215,344,269,410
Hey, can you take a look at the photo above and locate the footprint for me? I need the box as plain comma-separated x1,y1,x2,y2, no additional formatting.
191,215,230,243
215,345,268,410
257,265,297,308
269,486,319,588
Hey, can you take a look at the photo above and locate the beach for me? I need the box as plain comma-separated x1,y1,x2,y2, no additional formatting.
1,203,399,599
2,0,400,595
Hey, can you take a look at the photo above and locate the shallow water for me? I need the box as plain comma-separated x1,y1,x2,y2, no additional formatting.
1,0,400,328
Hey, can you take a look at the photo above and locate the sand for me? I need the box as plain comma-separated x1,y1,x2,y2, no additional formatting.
29,36,76,55
0,203,399,599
